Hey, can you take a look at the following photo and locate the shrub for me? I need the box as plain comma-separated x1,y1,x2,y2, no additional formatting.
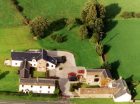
29,16,48,39
96,42,103,56
121,11,134,19
79,25,88,39
135,13,140,18
70,83,82,92
51,34,67,43
90,33,100,43
66,18,77,30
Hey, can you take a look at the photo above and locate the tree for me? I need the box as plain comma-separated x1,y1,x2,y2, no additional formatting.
96,42,103,56
79,25,88,39
94,18,104,33
97,4,106,19
90,32,99,43
29,16,48,39
81,0,105,38
81,0,97,25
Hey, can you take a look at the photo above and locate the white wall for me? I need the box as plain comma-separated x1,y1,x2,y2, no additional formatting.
47,61,56,70
11,60,22,67
28,61,37,67
11,60,55,70
113,93,131,102
19,84,55,94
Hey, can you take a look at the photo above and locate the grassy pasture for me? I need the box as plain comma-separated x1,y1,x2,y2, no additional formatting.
0,0,23,27
18,0,87,20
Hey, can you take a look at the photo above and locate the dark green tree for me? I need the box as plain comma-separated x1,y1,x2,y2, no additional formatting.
81,0,97,25
81,0,105,37
96,42,103,56
79,25,88,39
90,32,100,43
30,16,48,39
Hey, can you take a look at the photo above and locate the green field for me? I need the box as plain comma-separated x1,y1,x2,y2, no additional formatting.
18,0,86,20
0,0,23,27
103,20,140,80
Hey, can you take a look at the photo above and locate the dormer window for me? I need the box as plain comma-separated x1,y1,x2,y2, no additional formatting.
32,59,36,62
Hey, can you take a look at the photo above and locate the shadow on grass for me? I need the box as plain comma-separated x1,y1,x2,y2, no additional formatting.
103,44,111,54
103,3,121,39
44,18,67,38
104,33,119,44
110,60,120,79
104,20,118,33
105,3,121,19
0,71,9,80
100,60,120,79
125,75,139,99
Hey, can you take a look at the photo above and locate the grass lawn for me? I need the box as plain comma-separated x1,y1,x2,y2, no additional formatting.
70,98,134,104
18,0,87,20
0,0,23,27
103,19,140,80
33,71,46,78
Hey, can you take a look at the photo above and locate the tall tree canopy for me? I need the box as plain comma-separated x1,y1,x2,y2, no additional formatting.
81,0,105,36
30,16,48,39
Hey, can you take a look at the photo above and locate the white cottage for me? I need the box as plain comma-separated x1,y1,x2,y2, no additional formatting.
19,78,56,94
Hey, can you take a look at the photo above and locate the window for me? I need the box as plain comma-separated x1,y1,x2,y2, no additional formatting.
51,65,53,67
48,91,50,93
34,64,36,66
15,63,17,65
40,86,42,88
94,78,99,82
46,63,49,67
48,86,50,89
22,85,24,87
95,75,99,77
31,85,33,88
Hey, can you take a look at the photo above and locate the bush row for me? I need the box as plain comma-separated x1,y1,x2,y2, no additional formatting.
121,11,140,19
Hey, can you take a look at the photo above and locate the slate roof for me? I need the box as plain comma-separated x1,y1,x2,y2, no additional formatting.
11,49,57,65
112,79,131,98
20,78,55,86
19,60,31,78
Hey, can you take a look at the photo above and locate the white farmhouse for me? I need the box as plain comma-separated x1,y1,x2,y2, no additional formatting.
19,78,56,94
11,49,57,71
